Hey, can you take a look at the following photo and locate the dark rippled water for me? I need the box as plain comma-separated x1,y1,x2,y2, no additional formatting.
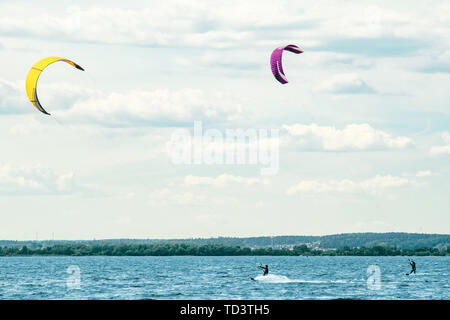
0,256,448,300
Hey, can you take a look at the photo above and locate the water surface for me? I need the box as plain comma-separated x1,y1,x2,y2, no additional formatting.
0,256,448,299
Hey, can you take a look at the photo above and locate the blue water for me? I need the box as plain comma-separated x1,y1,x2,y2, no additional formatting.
0,256,448,300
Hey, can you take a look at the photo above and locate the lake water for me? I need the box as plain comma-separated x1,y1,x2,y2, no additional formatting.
0,256,448,300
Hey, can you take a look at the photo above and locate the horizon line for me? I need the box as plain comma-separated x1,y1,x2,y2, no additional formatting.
2,231,449,242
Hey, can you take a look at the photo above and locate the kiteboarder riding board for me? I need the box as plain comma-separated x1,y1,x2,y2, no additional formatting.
406,259,416,275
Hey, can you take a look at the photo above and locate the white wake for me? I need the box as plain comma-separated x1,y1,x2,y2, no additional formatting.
252,274,346,284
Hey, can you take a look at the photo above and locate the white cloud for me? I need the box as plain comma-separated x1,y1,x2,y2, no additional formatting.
430,132,450,155
1,1,448,50
149,188,208,206
430,145,450,155
8,119,44,136
193,213,225,225
286,174,422,195
282,123,413,151
420,50,450,73
54,88,243,127
317,73,375,94
184,174,269,187
149,187,235,206
0,4,262,49
173,50,264,76
0,77,244,126
302,52,374,70
0,79,29,114
0,77,95,116
0,164,90,195
416,170,433,177
443,132,450,144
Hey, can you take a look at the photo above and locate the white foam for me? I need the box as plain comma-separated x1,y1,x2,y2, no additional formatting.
252,274,346,284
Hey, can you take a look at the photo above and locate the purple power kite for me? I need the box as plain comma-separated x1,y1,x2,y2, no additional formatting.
270,44,303,84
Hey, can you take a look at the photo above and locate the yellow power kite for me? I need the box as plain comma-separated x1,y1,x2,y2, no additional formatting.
25,57,84,115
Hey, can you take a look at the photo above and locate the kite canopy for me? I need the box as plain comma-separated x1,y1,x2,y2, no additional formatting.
270,44,303,84
25,57,84,115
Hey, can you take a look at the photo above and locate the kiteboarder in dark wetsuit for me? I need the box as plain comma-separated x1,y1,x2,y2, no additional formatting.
409,260,416,274
258,264,269,276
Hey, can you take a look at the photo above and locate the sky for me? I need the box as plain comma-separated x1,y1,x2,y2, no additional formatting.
0,0,449,240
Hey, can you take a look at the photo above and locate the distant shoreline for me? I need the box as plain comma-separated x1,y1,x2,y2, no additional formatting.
1,243,448,257
1,232,449,256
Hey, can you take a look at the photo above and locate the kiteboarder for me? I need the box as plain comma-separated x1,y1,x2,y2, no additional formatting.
258,264,269,276
409,259,416,275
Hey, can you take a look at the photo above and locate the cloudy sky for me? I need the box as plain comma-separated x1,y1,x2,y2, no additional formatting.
0,0,449,240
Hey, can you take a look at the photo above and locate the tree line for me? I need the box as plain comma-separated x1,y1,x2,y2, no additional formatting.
1,232,448,250
0,243,448,256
